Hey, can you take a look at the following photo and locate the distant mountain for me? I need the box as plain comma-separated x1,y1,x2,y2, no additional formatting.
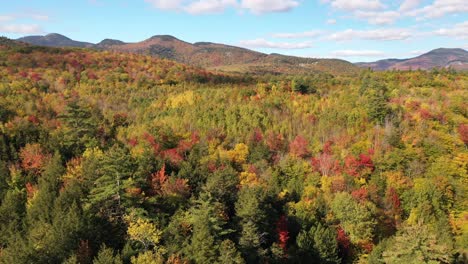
17,33,94,48
17,33,358,75
357,48,468,71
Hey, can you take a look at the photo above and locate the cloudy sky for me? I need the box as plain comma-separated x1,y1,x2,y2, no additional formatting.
1,0,467,62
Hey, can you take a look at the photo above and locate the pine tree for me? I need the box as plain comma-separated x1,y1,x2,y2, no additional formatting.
217,240,245,264
86,144,136,220
93,245,123,264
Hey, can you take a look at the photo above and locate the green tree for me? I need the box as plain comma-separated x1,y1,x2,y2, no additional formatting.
86,145,137,220
93,245,123,264
217,240,245,264
296,223,340,263
331,192,376,243
382,223,453,264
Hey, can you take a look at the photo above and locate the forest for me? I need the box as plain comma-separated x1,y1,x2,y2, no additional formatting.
0,38,467,264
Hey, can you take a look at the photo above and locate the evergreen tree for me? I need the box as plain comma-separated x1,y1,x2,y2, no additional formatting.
296,223,340,263
93,245,123,264
86,144,136,220
217,240,245,264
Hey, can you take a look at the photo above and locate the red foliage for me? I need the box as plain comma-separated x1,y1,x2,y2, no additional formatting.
351,187,369,203
289,135,309,158
344,154,374,178
276,215,289,252
87,71,98,80
27,115,40,124
323,140,334,155
19,143,49,174
359,154,374,170
25,182,37,199
162,148,184,165
29,72,42,82
143,132,160,154
458,124,468,144
419,108,433,120
251,128,264,143
266,132,285,152
148,164,190,197
386,187,401,211
336,226,350,258
311,153,339,176
344,155,360,177
149,164,167,195
19,71,28,78
128,137,138,147
358,241,374,253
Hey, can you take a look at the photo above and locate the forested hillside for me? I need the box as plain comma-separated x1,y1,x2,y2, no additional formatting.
17,33,359,76
0,40,467,264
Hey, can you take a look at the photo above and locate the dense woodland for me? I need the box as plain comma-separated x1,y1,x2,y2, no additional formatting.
0,39,467,264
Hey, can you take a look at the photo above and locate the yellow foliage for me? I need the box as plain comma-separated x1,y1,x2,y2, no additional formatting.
82,147,104,159
166,90,195,109
384,171,412,191
63,158,83,183
130,250,165,264
126,216,162,248
354,177,367,185
278,189,289,200
239,171,258,186
406,207,420,225
227,143,249,164
320,175,332,193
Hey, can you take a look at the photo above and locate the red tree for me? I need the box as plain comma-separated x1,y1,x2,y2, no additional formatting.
458,124,468,144
276,215,289,252
289,135,309,158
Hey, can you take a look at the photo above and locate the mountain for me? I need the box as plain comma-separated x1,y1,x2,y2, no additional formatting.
17,33,94,48
17,33,358,75
357,48,468,71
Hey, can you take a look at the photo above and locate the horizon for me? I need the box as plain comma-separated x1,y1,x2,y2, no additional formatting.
1,0,467,62
11,32,468,63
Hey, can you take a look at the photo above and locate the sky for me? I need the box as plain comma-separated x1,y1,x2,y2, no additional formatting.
0,0,467,62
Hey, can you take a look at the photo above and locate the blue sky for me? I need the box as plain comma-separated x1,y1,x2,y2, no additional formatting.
0,0,466,62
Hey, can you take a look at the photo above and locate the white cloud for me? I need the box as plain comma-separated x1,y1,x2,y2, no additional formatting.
409,50,424,55
326,19,337,24
328,0,384,11
409,0,468,19
328,28,412,41
330,49,385,57
185,0,237,14
145,0,300,14
271,30,322,39
239,38,313,49
145,0,185,10
0,15,14,22
0,13,49,22
399,0,420,12
354,10,399,25
0,24,43,34
434,21,468,39
240,0,299,14
29,14,50,21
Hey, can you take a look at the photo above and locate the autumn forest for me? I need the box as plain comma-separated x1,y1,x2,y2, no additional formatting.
0,37,467,264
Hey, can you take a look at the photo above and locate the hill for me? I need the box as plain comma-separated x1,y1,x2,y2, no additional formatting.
17,33,94,48
17,33,358,75
357,48,468,70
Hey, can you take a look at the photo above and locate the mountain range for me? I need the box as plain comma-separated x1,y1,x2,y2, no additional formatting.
357,48,468,71
16,33,468,73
